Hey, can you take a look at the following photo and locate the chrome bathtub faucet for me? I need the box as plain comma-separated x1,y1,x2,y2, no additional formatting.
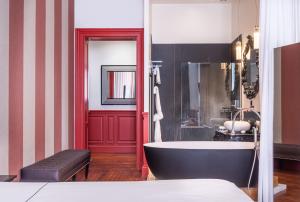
230,107,261,136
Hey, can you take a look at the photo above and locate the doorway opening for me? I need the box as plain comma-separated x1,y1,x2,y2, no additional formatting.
75,29,144,174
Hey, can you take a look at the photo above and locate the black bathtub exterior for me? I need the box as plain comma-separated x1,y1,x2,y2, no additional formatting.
144,144,258,187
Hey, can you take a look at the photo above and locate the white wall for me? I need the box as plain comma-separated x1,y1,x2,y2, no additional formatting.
75,0,144,28
75,0,149,112
231,0,259,41
151,3,232,44
231,0,260,110
0,0,9,174
88,41,137,110
144,0,151,114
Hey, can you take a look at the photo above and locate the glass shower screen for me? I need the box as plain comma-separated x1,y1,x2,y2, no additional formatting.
181,62,241,129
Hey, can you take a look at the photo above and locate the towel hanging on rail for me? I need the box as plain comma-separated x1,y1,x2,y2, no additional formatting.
153,86,163,142
153,66,161,85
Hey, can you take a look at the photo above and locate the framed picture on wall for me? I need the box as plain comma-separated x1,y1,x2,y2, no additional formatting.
101,65,136,105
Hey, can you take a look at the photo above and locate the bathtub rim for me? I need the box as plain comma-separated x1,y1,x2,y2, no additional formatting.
144,141,255,150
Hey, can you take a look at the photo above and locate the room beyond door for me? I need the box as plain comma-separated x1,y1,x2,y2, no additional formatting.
86,40,137,153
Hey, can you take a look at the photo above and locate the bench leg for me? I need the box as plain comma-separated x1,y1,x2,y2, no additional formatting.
72,175,76,181
85,163,90,179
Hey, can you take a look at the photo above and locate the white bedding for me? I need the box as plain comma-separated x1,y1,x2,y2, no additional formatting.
0,182,46,202
0,179,253,202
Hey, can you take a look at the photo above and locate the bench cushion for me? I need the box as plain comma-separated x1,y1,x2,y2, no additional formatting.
20,150,90,182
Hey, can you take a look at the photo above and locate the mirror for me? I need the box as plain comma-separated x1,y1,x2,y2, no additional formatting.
106,71,136,99
242,35,259,100
225,63,241,103
101,65,136,105
181,62,241,129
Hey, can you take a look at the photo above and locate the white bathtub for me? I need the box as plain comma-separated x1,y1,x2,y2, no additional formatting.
144,141,255,150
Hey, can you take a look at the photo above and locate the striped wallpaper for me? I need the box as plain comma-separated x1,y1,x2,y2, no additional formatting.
0,0,74,175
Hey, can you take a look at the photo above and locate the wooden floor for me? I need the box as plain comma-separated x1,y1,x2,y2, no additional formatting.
76,153,141,181
243,170,300,202
76,153,300,202
274,170,300,202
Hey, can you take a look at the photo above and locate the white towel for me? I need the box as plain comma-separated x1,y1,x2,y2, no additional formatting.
153,66,161,85
153,86,163,142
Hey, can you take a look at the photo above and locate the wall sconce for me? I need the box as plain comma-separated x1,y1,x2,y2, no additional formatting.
236,41,242,60
246,50,251,60
254,26,259,49
221,63,227,70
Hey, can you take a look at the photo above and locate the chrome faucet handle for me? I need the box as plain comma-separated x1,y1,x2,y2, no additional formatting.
253,127,257,142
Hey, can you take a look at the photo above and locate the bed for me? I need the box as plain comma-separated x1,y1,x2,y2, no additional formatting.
0,179,253,202
0,182,46,201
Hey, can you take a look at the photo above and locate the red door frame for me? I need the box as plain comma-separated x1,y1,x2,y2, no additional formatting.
75,28,144,170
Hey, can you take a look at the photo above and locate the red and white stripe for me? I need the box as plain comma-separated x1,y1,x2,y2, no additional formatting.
0,0,74,175
35,0,46,162
23,0,36,167
45,0,55,158
0,0,10,175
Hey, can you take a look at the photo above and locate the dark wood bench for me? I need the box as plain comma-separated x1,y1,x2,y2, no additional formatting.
274,143,300,161
20,150,90,182
0,175,16,182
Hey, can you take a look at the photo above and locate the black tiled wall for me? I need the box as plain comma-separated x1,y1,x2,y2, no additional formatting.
151,44,232,141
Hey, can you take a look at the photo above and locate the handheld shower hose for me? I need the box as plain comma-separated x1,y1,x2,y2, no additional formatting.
248,127,259,189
